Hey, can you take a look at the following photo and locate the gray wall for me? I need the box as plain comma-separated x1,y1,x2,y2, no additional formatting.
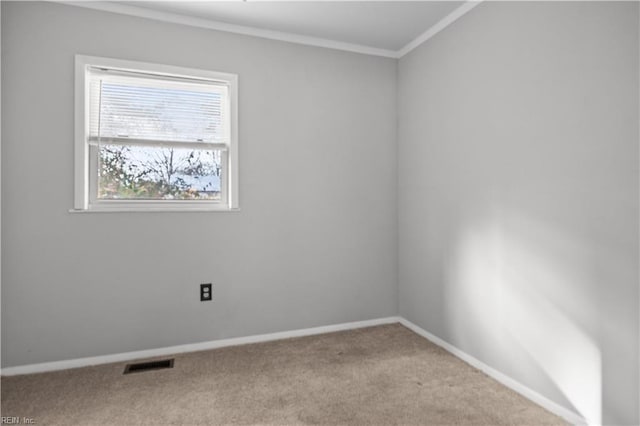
398,2,639,424
1,2,397,367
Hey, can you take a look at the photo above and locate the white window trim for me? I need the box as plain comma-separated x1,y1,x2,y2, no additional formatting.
73,55,239,212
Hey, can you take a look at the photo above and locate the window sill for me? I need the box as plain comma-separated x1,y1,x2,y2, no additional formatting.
69,207,241,213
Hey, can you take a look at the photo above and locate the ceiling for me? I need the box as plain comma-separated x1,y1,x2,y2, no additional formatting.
120,1,465,52
67,1,478,57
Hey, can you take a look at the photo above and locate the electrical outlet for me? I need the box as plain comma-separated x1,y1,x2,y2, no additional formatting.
200,283,212,301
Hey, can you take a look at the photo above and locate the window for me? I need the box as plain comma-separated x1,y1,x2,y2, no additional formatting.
74,55,238,212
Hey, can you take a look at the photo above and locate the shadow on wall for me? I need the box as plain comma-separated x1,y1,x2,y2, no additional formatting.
444,204,603,424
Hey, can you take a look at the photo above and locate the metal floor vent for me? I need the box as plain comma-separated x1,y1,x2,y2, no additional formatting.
123,359,174,374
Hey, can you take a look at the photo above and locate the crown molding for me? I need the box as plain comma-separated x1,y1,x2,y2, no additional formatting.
397,1,482,58
53,1,482,59
55,1,398,58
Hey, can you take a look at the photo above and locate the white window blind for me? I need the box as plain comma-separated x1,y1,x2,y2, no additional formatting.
87,67,229,148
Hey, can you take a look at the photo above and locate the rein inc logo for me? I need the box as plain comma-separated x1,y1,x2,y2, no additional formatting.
1,418,35,424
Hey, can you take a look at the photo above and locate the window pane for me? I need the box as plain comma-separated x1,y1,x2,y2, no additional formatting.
97,145,222,201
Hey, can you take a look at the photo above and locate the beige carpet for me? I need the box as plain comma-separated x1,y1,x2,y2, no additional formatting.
1,324,565,425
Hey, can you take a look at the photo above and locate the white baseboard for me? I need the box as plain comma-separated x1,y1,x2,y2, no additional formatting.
1,316,401,376
397,317,587,426
0,314,588,426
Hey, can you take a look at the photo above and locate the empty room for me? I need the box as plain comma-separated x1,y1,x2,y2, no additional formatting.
1,1,638,425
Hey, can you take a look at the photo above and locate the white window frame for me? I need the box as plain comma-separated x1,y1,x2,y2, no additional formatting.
73,55,239,212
